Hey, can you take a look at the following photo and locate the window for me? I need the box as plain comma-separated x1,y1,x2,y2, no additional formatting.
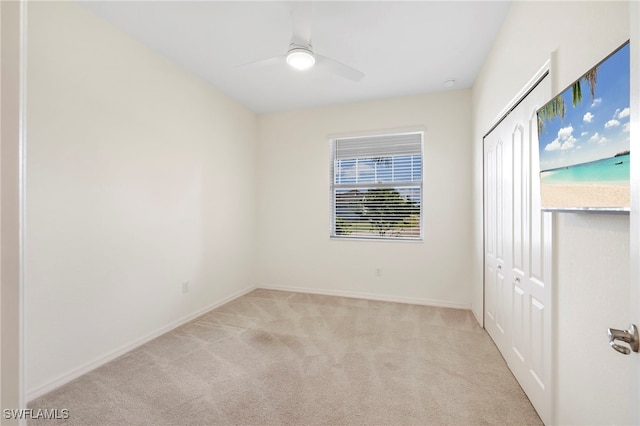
330,131,423,240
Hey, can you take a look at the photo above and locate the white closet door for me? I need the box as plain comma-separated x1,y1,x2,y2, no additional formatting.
484,127,511,354
484,75,553,424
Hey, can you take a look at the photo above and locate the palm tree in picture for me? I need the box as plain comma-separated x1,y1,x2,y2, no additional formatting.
537,67,598,134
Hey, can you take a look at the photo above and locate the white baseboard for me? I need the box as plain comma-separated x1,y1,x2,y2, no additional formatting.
257,284,471,310
26,285,256,402
471,303,483,327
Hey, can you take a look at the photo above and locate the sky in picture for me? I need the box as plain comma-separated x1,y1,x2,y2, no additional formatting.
538,43,630,171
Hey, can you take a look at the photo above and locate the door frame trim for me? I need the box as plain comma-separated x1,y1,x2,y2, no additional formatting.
0,0,27,418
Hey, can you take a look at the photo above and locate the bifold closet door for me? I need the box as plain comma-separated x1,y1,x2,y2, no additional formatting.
484,122,511,354
483,75,553,424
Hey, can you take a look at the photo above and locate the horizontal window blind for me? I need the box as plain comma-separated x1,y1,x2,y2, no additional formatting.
334,133,422,159
330,132,423,240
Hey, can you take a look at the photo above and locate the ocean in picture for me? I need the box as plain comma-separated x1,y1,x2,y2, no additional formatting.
540,152,629,185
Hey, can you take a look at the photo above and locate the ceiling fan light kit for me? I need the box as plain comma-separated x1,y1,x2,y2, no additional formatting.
286,46,316,71
238,3,364,81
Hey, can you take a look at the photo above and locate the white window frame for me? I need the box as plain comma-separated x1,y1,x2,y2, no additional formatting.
329,130,424,241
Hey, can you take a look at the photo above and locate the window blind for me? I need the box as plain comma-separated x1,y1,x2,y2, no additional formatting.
330,132,423,240
334,133,422,159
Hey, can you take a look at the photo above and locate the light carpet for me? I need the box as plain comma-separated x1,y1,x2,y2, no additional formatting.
28,289,542,425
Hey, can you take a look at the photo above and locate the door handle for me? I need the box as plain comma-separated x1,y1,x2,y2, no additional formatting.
607,324,639,355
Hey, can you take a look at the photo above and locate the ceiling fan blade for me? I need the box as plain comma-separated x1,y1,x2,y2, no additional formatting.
236,55,285,70
316,54,365,82
290,2,313,45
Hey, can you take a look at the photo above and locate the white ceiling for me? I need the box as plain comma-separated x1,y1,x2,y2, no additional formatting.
79,1,512,115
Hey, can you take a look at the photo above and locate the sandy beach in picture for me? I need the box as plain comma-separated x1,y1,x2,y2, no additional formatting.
541,183,629,209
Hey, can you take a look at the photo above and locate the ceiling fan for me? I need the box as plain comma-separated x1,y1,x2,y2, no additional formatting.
238,3,364,81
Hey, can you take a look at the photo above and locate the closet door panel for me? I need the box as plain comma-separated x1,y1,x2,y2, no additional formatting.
483,74,552,424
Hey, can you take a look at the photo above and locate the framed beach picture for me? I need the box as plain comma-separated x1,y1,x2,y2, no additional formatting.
537,41,630,211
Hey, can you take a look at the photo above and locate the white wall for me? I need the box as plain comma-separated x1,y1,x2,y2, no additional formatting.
256,91,473,308
25,2,258,398
554,213,630,424
471,2,631,424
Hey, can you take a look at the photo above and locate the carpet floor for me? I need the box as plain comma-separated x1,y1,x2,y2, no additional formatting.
28,289,542,425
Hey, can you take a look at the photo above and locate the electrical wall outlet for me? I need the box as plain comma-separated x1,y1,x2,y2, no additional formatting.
182,281,190,294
